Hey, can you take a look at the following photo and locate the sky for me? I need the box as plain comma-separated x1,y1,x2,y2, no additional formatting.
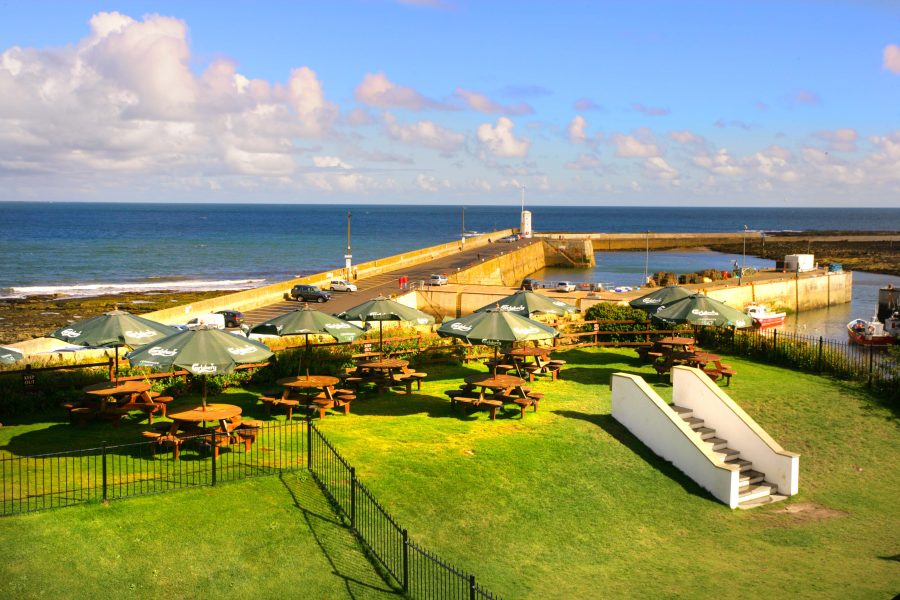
0,0,898,206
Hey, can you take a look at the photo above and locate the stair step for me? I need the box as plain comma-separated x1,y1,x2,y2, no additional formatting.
739,470,766,488
693,426,715,440
738,483,777,504
714,447,740,461
703,436,728,451
681,416,704,429
671,405,692,416
725,457,752,472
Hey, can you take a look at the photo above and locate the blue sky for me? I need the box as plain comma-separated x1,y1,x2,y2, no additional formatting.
0,1,898,206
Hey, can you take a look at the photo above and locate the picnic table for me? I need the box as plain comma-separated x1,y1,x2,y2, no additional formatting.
448,373,540,419
501,347,564,381
277,375,339,402
71,380,165,427
145,403,252,460
657,337,696,352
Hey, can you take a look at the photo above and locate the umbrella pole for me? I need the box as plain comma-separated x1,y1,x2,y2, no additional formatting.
114,344,120,381
379,321,384,356
202,375,207,411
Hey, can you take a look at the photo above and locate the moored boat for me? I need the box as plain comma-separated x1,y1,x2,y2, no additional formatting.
745,304,786,328
847,315,897,346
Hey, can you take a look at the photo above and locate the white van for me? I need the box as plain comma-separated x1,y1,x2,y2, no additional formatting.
185,313,226,330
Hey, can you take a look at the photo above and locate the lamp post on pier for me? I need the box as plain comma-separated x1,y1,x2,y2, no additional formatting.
345,210,353,280
740,224,748,285
644,230,650,286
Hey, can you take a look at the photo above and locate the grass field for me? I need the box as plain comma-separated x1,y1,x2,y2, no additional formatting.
1,347,898,599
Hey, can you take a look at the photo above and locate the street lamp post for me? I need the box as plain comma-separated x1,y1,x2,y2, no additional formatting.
740,224,748,285
345,210,353,279
644,230,650,286
520,184,525,235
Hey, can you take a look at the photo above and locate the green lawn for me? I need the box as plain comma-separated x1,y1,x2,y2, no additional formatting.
1,348,898,599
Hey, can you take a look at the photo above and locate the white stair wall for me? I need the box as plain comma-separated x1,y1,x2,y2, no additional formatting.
671,366,800,497
611,373,742,508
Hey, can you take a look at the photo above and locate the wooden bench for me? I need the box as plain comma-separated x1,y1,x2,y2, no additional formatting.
478,399,503,420
141,431,186,460
69,406,95,426
400,366,427,390
259,396,301,420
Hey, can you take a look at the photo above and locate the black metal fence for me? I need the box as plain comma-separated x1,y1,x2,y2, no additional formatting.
696,327,898,391
307,422,501,599
1,420,502,598
0,419,305,514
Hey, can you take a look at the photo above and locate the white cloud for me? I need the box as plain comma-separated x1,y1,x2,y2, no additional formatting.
454,88,533,115
567,115,587,144
612,133,660,158
813,128,858,152
477,117,530,157
644,157,679,181
669,131,701,145
0,10,339,192
287,66,338,136
692,149,744,176
883,44,900,74
312,156,352,169
383,113,465,152
354,72,441,110
565,153,602,171
415,173,448,192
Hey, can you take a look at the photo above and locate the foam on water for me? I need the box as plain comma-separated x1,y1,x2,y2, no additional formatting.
1,278,266,299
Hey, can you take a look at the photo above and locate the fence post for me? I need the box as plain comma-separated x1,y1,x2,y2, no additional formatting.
211,434,217,487
817,337,823,372
469,574,477,600
307,420,313,471
772,329,777,357
402,528,410,593
867,346,874,386
101,441,108,504
350,466,357,532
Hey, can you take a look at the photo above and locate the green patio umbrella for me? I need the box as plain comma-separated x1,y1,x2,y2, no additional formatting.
438,308,559,371
629,285,693,314
474,290,579,317
0,346,24,365
126,327,273,408
249,305,366,374
338,296,435,353
651,294,752,328
49,309,178,376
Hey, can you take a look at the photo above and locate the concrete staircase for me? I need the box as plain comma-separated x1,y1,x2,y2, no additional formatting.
672,405,782,507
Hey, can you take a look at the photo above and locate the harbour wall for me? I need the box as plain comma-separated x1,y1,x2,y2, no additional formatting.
140,228,515,325
535,232,759,251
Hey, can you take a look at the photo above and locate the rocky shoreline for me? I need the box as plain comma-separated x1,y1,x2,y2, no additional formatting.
709,235,899,277
0,290,227,346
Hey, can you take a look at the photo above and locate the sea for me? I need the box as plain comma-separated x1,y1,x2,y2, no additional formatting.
2,202,898,341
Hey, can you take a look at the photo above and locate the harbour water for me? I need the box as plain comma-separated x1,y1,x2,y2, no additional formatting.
2,202,897,341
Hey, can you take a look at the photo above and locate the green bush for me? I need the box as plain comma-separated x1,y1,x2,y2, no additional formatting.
582,303,652,343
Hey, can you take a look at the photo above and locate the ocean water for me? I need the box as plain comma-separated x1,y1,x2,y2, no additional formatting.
2,202,898,297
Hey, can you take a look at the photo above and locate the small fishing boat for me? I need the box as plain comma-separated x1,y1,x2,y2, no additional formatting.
745,304,786,328
847,314,897,346
462,230,482,238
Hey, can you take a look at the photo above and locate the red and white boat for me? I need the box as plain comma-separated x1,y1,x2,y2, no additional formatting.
745,304,786,328
847,314,898,346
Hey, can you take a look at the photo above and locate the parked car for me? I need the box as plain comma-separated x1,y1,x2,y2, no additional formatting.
521,278,542,291
215,310,245,328
184,313,226,329
429,274,449,286
498,234,519,243
556,281,576,292
290,284,331,303
329,279,357,292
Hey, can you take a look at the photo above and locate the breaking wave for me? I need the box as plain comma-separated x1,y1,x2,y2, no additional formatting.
0,278,266,299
